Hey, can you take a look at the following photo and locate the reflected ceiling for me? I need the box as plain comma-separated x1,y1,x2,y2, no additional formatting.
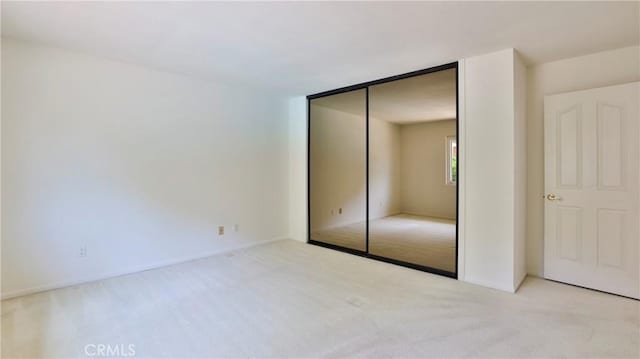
312,68,456,124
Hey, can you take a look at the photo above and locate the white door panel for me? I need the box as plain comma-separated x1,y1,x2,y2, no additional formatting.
544,82,639,299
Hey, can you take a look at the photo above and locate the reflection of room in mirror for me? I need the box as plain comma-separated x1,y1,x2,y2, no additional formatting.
309,67,457,275
369,68,457,272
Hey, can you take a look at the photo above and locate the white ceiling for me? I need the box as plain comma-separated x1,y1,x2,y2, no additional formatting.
312,68,456,124
2,2,638,96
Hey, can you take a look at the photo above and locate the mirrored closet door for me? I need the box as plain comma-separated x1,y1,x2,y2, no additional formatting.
308,63,458,278
309,89,367,252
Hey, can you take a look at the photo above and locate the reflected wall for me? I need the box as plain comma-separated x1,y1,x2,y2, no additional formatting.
309,89,367,251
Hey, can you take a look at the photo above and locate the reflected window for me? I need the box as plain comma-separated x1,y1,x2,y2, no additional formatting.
447,136,457,185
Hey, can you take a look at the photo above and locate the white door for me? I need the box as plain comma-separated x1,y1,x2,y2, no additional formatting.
544,82,639,299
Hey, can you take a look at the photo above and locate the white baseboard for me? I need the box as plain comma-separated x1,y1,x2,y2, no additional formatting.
1,237,287,300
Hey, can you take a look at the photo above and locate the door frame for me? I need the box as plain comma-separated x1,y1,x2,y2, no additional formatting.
306,61,460,279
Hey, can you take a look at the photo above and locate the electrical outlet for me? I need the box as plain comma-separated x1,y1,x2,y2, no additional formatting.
79,245,87,258
218,226,225,235
331,209,334,215
234,224,239,232
338,208,343,214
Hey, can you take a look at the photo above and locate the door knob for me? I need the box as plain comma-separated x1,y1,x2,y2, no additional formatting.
546,193,561,201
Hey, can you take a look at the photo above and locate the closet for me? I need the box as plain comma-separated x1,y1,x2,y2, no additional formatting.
308,63,458,278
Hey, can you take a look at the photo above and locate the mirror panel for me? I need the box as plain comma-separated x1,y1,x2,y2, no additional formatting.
309,89,367,251
368,69,457,273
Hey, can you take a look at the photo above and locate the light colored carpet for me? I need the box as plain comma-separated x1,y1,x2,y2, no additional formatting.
312,214,456,272
2,239,638,358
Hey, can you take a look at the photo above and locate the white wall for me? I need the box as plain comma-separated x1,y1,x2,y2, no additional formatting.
461,48,525,292
399,119,456,220
526,46,640,277
514,52,527,289
1,39,289,298
288,97,307,242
